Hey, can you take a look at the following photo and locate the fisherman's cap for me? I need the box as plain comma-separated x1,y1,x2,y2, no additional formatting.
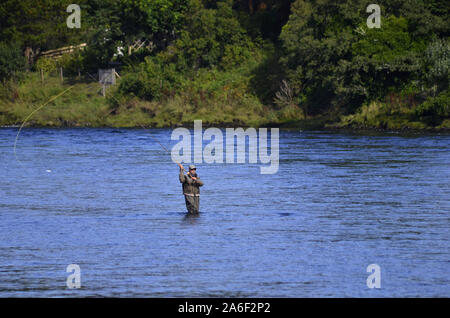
188,165,196,170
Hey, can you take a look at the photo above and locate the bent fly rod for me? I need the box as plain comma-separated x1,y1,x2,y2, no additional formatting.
138,124,184,170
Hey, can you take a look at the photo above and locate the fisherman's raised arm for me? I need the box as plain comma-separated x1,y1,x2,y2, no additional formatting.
178,163,186,183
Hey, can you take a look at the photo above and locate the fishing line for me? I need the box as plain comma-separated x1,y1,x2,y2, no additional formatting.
137,123,185,170
13,71,108,164
12,75,175,167
138,123,172,155
13,85,75,164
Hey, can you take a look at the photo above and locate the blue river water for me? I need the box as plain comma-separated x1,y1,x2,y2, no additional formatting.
0,128,449,297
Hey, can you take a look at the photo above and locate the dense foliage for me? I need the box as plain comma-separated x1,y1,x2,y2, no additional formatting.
0,0,448,128
0,42,25,82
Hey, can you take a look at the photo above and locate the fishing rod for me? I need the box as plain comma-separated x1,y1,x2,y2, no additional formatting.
138,124,171,153
82,74,177,166
138,123,184,170
90,78,182,170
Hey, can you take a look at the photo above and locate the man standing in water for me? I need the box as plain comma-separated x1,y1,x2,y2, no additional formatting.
178,163,204,214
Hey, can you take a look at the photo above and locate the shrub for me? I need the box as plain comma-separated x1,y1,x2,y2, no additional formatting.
173,0,253,70
36,57,57,75
415,90,450,118
117,57,182,101
57,50,84,76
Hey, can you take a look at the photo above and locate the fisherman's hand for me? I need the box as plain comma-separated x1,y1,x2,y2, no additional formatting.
191,177,197,181
178,163,184,170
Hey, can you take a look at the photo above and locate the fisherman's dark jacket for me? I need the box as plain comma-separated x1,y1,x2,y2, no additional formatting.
179,169,204,196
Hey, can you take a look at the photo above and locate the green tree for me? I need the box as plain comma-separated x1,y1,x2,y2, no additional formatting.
81,0,189,70
423,38,450,93
0,42,26,82
118,0,189,50
0,0,87,52
350,16,423,100
174,0,253,70
280,0,367,113
279,0,445,114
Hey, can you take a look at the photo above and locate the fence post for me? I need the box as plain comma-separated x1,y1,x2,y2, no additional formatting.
40,68,44,83
60,67,64,83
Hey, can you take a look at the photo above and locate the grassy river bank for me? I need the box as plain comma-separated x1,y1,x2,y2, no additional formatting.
1,72,449,131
